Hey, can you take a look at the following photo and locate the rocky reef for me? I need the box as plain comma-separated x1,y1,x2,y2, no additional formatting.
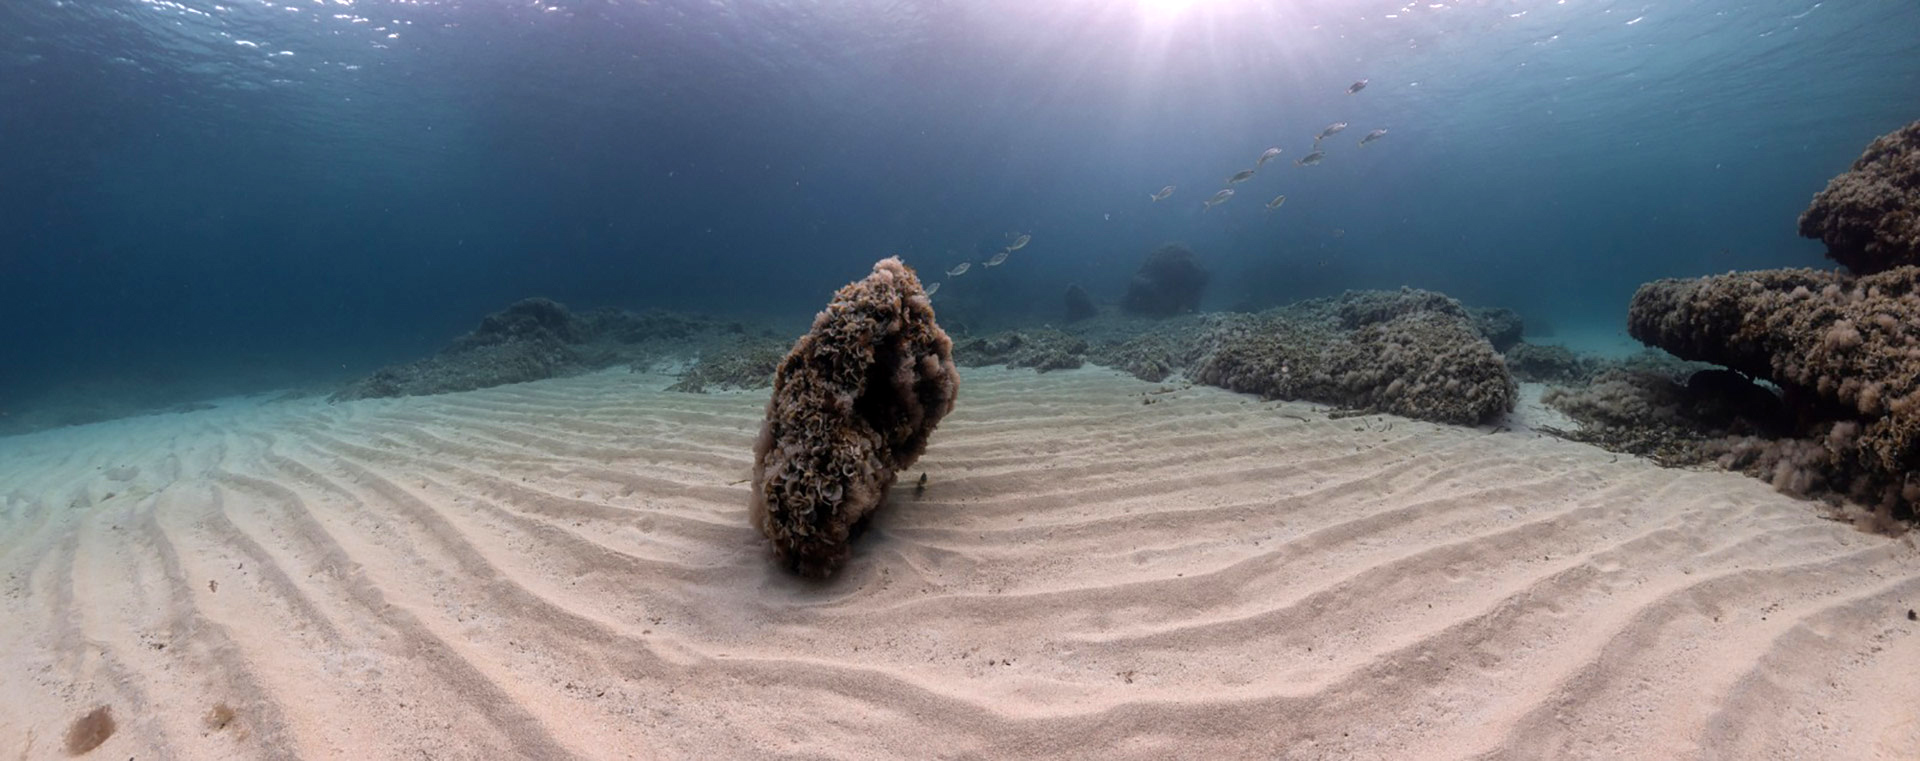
666,336,788,393
1541,362,1790,464
954,329,1087,372
1504,343,1601,384
950,288,1517,426
1624,266,1920,518
750,257,958,578
1191,289,1516,425
1121,243,1209,317
332,299,775,401
1799,120,1920,275
1470,307,1526,352
1535,122,1920,525
1063,283,1097,323
333,298,592,400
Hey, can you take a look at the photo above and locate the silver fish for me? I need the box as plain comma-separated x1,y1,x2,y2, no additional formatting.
924,281,941,296
946,262,971,277
1315,122,1348,142
1294,150,1325,167
1265,194,1287,211
984,250,1009,267
1007,234,1031,251
1347,79,1368,95
1150,185,1175,202
1359,128,1389,146
1227,168,1256,184
1256,147,1283,168
1203,188,1234,211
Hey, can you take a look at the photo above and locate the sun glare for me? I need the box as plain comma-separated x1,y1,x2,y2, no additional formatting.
1134,0,1207,22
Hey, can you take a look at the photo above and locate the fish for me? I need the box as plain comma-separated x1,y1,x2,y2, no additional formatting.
1256,147,1283,168
1295,150,1325,167
1315,122,1348,142
1226,168,1256,184
1203,188,1234,211
1359,128,1389,146
946,262,971,277
984,250,1009,267
1347,79,1368,94
1007,234,1031,251
924,281,941,296
1150,185,1175,202
1265,194,1287,211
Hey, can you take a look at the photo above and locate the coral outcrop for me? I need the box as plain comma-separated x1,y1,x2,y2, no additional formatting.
1470,307,1526,352
333,298,590,400
750,257,958,578
1504,343,1598,384
333,299,772,401
1190,289,1517,425
954,329,1087,372
1799,120,1920,275
1541,366,1789,463
1063,283,1097,323
666,336,787,393
1121,243,1209,317
949,289,1518,424
1625,265,1920,516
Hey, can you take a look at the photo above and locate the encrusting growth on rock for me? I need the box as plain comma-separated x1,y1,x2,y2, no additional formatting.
1627,266,1920,516
750,257,958,578
1798,119,1920,276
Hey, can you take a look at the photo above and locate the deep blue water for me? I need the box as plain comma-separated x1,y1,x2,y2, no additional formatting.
3,0,1918,412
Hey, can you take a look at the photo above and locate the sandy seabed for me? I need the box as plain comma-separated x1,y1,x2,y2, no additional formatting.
1,366,1917,760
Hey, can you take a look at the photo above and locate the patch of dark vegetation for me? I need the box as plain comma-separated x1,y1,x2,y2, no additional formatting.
65,705,114,755
205,702,237,732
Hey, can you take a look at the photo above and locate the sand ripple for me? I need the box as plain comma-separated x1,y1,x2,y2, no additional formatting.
1,367,1916,759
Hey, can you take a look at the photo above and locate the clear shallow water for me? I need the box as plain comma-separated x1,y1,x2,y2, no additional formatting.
3,0,1917,414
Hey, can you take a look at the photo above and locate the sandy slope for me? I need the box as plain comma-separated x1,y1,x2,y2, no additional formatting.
1,366,1916,760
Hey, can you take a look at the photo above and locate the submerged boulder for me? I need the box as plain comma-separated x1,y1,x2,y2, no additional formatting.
1799,120,1920,275
750,257,958,578
1189,288,1517,425
1063,283,1097,323
1626,265,1920,516
1122,243,1209,317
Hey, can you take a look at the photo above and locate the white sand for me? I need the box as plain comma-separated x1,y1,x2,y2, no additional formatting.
1,366,1917,759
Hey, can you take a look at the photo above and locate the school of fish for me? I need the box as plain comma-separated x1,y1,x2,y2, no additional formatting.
924,79,1378,297
923,229,1036,297
1154,78,1386,220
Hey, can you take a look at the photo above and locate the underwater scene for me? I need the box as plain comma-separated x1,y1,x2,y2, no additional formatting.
4,0,1920,757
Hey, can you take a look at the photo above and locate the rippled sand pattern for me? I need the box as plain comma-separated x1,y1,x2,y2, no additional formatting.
2,367,1917,759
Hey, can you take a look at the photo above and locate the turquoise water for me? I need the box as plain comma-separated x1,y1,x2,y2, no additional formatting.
2,0,1916,415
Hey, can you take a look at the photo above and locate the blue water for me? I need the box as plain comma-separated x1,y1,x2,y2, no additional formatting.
3,0,1917,414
